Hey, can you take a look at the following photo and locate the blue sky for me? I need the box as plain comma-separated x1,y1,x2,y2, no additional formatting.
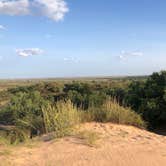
0,0,166,78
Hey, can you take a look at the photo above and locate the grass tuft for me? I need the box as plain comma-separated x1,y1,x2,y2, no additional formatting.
76,130,100,147
82,99,146,128
42,100,80,138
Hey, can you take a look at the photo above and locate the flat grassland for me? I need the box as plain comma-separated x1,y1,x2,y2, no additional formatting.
0,75,147,91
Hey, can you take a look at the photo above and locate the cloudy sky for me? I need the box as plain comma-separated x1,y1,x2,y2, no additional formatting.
0,0,166,78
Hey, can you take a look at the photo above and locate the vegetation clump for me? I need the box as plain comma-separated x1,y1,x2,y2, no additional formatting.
84,99,145,128
42,100,80,137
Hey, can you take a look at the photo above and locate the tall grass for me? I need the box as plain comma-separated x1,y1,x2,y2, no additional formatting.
83,99,145,128
42,100,80,138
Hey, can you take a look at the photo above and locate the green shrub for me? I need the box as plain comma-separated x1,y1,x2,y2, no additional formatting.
0,91,49,138
42,100,80,138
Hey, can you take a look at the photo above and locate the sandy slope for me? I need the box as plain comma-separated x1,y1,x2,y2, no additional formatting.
0,123,166,166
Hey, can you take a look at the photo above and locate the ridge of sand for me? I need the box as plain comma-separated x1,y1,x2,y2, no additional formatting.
0,123,166,166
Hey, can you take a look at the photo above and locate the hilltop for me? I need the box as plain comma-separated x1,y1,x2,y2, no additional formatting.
1,122,166,166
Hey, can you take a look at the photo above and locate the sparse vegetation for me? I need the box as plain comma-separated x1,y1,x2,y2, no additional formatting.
76,130,100,147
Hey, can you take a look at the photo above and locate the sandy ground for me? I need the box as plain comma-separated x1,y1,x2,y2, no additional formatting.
0,122,166,166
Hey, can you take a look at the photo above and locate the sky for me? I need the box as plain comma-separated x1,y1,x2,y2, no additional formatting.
0,0,166,78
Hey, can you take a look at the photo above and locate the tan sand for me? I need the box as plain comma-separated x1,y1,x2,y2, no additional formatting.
0,122,166,166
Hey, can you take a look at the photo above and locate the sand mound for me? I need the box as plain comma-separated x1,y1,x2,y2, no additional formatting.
0,123,166,166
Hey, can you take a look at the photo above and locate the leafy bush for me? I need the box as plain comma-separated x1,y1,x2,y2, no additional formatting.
126,71,166,128
64,82,107,109
0,91,49,138
42,100,80,137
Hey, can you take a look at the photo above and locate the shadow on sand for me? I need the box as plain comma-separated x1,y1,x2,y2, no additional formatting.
152,125,166,136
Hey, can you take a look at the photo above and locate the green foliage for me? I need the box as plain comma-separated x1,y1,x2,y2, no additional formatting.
0,91,49,138
64,82,107,109
126,71,166,128
0,108,15,125
105,88,126,104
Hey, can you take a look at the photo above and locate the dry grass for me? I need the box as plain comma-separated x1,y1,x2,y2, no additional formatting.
82,99,145,128
0,149,11,156
42,100,80,138
75,130,100,147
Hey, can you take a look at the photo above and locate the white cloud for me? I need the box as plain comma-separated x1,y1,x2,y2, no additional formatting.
0,0,68,21
118,51,143,60
63,57,79,63
34,0,69,21
0,25,6,30
126,51,143,57
16,48,44,57
0,0,30,16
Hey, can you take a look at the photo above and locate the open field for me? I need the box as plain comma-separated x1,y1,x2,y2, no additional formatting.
0,122,165,166
0,75,147,91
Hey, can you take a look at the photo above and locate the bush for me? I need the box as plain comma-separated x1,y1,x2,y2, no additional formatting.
42,100,80,137
126,71,166,128
0,91,49,138
85,99,145,128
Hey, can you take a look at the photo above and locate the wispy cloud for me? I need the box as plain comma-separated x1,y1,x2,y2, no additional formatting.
16,48,44,57
118,50,143,60
0,0,68,21
0,25,6,30
63,57,80,63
